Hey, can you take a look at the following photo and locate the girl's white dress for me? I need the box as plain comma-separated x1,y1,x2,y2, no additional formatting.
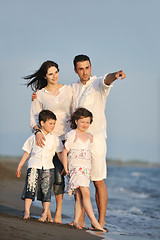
65,130,92,196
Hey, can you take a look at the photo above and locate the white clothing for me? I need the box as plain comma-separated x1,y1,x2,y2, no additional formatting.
71,75,112,180
71,75,112,137
30,85,72,140
22,131,63,170
90,135,107,181
65,130,92,196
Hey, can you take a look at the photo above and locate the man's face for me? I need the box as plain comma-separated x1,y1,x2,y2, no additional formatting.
74,60,92,84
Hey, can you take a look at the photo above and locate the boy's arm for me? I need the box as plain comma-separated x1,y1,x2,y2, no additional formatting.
62,147,69,176
104,70,126,85
16,152,30,178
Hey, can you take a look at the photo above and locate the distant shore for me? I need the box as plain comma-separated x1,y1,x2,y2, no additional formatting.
0,155,159,168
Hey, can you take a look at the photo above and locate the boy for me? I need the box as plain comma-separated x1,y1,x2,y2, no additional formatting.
16,110,63,221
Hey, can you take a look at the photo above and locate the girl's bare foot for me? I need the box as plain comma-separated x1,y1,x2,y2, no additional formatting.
67,221,84,228
91,222,107,232
73,221,83,229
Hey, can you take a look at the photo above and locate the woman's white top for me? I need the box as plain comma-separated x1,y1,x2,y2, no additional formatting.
30,85,72,140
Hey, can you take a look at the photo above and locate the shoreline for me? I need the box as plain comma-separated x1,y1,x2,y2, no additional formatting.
0,157,103,240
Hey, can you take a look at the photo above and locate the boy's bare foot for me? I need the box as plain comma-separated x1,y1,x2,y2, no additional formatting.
23,214,30,220
23,211,30,219
38,213,47,222
47,216,53,223
46,210,53,222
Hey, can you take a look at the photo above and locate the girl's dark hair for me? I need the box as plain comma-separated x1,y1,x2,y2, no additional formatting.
24,60,59,91
70,107,93,129
39,110,56,126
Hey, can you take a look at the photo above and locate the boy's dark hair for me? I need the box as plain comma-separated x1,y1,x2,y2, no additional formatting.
39,110,56,126
73,54,91,70
70,107,93,129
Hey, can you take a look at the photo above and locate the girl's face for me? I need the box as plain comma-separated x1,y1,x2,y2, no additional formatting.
75,117,91,132
45,66,59,85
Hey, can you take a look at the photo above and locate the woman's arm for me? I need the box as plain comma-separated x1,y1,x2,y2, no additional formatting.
30,96,46,147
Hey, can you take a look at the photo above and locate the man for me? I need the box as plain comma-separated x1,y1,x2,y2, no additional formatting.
71,54,126,228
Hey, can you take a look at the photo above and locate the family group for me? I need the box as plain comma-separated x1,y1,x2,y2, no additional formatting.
16,54,126,232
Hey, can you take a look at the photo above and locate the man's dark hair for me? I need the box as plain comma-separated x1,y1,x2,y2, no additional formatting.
39,110,56,125
73,54,91,70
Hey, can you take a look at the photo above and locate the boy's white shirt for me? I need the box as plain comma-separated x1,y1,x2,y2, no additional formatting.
22,131,63,170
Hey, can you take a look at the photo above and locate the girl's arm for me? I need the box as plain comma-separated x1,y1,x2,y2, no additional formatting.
16,152,30,178
62,147,69,176
57,152,62,163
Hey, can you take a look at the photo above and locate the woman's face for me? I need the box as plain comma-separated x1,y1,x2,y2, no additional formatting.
45,66,59,85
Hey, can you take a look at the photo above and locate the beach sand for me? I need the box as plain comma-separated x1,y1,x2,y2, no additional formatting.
0,156,103,240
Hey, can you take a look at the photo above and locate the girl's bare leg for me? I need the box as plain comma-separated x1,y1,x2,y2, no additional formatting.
79,186,106,232
72,189,83,229
24,198,32,219
38,202,50,222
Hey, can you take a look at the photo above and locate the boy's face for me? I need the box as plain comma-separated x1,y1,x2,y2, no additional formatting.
40,119,56,134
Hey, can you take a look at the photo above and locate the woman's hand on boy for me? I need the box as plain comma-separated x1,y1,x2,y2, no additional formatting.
36,132,46,147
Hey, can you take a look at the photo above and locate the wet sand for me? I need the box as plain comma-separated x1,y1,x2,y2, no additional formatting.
0,156,103,240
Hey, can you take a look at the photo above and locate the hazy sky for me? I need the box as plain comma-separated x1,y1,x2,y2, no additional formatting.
0,0,159,163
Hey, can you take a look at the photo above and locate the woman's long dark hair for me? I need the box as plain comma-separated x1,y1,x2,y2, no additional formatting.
24,60,59,91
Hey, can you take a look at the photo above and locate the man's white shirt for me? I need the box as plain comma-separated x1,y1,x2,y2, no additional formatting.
71,75,113,138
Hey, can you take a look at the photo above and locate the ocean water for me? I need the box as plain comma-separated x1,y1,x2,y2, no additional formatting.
33,165,160,240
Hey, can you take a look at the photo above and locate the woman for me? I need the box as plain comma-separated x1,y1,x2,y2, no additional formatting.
25,60,72,223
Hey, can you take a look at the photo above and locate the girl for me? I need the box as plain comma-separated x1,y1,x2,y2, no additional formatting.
24,60,72,223
62,107,106,232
